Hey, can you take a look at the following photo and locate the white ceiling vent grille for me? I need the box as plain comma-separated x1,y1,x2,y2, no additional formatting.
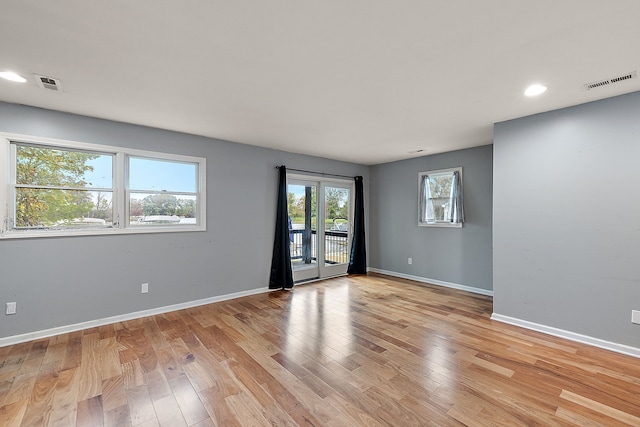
34,74,62,91
585,71,637,90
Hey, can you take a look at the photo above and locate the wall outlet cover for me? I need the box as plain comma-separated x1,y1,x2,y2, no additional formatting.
141,283,149,294
6,302,17,315
632,310,640,324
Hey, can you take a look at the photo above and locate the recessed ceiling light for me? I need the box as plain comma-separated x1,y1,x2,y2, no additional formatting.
0,71,27,83
524,84,547,97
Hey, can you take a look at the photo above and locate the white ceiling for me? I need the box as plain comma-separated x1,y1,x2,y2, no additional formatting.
1,1,639,165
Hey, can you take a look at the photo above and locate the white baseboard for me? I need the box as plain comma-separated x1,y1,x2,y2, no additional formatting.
367,267,493,297
0,286,272,348
491,313,640,359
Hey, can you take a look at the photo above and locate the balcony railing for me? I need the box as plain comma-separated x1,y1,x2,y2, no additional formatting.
290,228,349,266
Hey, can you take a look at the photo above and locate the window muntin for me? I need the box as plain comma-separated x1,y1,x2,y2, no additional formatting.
128,157,199,227
13,144,114,230
1,133,206,238
419,167,464,227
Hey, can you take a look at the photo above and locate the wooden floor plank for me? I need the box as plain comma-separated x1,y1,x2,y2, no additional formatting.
124,385,156,426
2,273,640,426
168,374,209,426
197,385,241,427
19,368,58,426
47,367,79,427
76,395,103,427
151,394,187,427
103,404,131,427
0,399,28,427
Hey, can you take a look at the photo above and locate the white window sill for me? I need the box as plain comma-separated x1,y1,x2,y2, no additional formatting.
0,225,206,239
419,222,463,228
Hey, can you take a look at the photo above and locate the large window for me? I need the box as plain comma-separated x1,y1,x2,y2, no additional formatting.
0,133,206,238
418,167,464,227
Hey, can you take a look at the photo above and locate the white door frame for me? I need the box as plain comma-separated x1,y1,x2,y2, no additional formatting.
318,180,354,279
287,173,354,283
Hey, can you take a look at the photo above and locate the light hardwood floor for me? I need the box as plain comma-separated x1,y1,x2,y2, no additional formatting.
1,273,639,426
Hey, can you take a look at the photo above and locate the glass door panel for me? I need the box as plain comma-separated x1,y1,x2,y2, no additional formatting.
287,180,318,282
320,184,351,278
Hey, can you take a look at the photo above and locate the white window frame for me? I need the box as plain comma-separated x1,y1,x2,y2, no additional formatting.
0,133,206,239
418,166,463,228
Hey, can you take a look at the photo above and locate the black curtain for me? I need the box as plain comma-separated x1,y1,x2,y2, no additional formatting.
269,165,294,289
347,176,367,274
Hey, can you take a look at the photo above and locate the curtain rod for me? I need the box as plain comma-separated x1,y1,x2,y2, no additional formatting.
276,166,356,179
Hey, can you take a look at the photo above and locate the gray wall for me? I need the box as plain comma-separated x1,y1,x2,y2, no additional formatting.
493,91,640,348
369,145,493,292
0,102,369,339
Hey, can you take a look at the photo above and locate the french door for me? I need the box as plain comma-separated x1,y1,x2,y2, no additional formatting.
287,175,353,283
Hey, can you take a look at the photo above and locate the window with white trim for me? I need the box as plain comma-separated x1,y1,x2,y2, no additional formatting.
418,167,464,227
128,157,199,227
0,133,206,238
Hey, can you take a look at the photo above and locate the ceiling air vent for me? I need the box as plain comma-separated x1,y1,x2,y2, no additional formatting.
585,71,637,90
34,74,62,91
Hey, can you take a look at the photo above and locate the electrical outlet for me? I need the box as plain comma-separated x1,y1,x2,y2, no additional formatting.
141,283,149,294
408,257,412,265
632,310,640,325
6,302,17,315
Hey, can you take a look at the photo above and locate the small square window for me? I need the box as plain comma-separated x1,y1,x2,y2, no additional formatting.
418,167,464,227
